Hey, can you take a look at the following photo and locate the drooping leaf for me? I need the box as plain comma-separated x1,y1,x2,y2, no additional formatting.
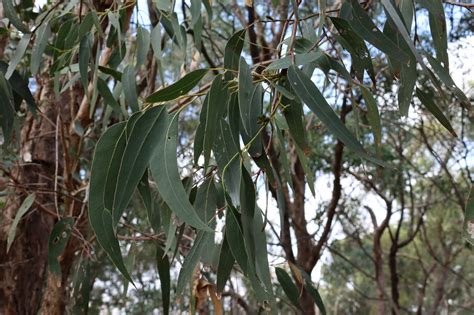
112,106,167,226
239,168,257,263
194,75,229,169
89,122,133,283
415,87,456,137
79,33,92,92
137,172,161,233
6,34,31,80
6,193,35,252
0,61,36,113
331,17,375,84
464,185,474,245
31,23,51,75
425,53,470,109
122,65,140,112
214,119,241,207
224,29,246,81
239,58,263,157
78,12,95,40
360,86,382,154
345,0,410,63
156,246,170,315
275,267,300,308
0,72,15,144
151,24,162,61
48,217,75,276
417,0,449,69
216,236,235,293
149,112,212,231
146,69,208,103
288,66,383,166
225,207,248,274
136,26,151,68
281,86,308,151
97,78,122,114
300,268,326,315
3,0,29,33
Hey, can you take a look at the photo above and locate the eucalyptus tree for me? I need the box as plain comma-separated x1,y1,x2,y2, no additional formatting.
0,0,472,314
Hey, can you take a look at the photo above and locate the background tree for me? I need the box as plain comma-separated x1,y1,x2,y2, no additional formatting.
0,0,472,314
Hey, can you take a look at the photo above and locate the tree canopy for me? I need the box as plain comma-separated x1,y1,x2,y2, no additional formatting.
0,0,473,314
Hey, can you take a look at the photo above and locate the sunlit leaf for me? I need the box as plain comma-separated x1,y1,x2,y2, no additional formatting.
146,69,208,103
31,23,51,75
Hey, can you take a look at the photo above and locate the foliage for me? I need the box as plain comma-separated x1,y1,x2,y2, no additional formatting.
0,0,472,314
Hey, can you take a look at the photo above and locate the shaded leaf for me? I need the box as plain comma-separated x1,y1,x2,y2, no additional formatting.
0,61,36,113
6,193,35,252
266,51,324,71
79,33,92,92
3,0,29,33
48,217,75,275
112,106,167,226
138,171,161,233
415,87,456,137
89,122,133,283
149,112,211,231
0,72,15,144
194,75,229,169
6,34,31,80
288,66,384,166
216,236,235,293
239,58,263,157
136,26,150,68
360,86,382,154
31,23,51,75
156,246,170,315
418,0,448,69
275,267,300,308
122,65,140,112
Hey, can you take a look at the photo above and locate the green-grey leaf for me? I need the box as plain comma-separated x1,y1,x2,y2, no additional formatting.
79,33,92,92
464,185,474,245
0,61,36,113
48,217,74,275
89,122,133,283
288,66,373,162
112,106,166,225
194,75,229,169
360,86,382,153
301,268,326,315
31,23,51,75
156,246,170,315
425,53,470,109
149,112,212,231
239,58,262,157
136,26,150,68
415,87,456,137
225,207,248,274
6,34,31,80
216,236,235,292
214,119,241,207
346,0,410,63
138,172,161,233
0,72,15,144
122,65,140,112
6,193,35,252
224,29,246,81
417,0,448,69
97,78,122,114
331,17,375,84
266,51,324,71
146,69,208,103
276,267,300,308
3,0,29,33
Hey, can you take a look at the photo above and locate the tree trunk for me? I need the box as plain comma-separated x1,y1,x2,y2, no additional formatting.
0,77,81,314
